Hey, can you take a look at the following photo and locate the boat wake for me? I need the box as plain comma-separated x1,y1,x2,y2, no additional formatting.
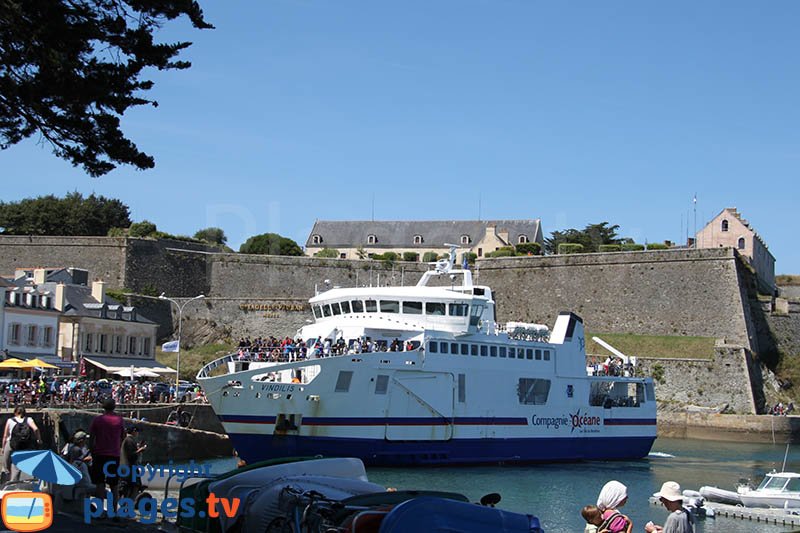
648,451,675,458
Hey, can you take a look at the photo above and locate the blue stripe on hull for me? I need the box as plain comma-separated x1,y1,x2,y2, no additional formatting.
228,433,656,466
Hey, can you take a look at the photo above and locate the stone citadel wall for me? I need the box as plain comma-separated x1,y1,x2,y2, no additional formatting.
0,237,771,412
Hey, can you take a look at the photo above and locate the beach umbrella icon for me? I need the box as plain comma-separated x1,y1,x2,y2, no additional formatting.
11,450,82,486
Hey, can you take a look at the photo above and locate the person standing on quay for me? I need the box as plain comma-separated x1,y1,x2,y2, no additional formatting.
89,398,124,510
596,480,632,533
645,481,694,533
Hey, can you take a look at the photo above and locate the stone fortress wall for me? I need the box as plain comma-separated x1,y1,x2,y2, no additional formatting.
1,236,792,414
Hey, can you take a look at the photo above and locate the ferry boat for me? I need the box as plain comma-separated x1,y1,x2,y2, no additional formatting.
197,247,657,466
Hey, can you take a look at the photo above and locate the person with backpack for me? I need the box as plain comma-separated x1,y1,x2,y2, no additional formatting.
1,406,42,482
596,480,633,533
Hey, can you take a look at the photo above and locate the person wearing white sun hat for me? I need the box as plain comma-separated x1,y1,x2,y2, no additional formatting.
645,481,694,533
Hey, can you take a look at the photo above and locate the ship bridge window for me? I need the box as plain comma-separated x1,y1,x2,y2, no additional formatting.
429,341,438,353
469,305,484,326
589,381,644,408
509,347,516,358
375,375,389,395
535,349,542,360
518,378,550,405
426,302,446,315
403,301,423,314
380,300,399,313
544,350,551,361
480,345,487,357
490,346,497,357
499,347,506,358
365,300,378,312
340,301,351,313
313,306,322,319
526,349,533,360
323,305,332,317
448,303,469,317
450,342,459,354
439,342,448,354
331,302,342,315
471,344,478,356
335,371,354,393
351,300,364,313
460,343,469,355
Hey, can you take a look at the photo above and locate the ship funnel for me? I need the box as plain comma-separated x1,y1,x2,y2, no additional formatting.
549,312,584,344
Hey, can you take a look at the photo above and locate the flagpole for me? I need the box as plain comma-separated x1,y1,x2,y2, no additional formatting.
159,294,205,388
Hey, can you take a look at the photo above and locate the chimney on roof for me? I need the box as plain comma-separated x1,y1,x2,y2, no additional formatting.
33,268,47,285
55,283,66,311
91,280,105,303
498,227,509,244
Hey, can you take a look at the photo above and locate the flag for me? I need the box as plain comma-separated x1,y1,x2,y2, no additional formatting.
162,340,180,352
461,253,469,270
78,357,86,376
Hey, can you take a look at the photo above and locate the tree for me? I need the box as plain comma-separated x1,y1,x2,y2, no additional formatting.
239,233,303,256
0,0,213,176
194,227,227,246
545,222,625,254
0,192,130,235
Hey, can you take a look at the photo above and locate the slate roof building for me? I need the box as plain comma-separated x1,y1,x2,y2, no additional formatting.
695,208,776,293
305,219,544,260
9,267,171,376
2,275,61,364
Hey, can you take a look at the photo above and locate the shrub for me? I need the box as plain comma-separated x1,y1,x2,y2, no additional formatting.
107,227,127,237
515,242,541,255
382,251,398,261
402,252,419,262
652,364,666,385
647,243,669,250
486,247,516,258
422,252,438,263
621,243,645,252
128,220,157,238
314,248,340,258
598,244,621,253
558,243,584,254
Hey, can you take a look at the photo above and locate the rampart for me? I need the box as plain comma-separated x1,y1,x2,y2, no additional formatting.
0,237,780,413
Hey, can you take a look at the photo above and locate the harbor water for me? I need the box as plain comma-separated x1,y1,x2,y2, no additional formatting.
192,437,798,532
367,437,800,533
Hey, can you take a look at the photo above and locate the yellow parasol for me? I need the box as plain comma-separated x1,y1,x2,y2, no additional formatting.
26,358,58,369
0,358,28,369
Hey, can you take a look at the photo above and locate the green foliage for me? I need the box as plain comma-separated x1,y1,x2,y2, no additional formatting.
128,220,157,238
314,248,340,258
355,247,367,260
107,227,126,237
545,222,625,254
462,252,477,265
422,252,439,263
646,243,670,250
598,244,622,252
515,242,541,255
240,233,303,256
486,247,516,258
652,364,666,385
194,227,227,246
558,243,584,254
621,243,645,252
402,252,419,262
0,192,131,235
776,275,800,286
371,252,398,261
0,0,213,176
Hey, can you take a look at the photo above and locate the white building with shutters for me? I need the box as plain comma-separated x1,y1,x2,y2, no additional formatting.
1,278,60,360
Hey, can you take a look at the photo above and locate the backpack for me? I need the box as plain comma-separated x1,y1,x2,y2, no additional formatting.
598,510,632,533
9,417,34,451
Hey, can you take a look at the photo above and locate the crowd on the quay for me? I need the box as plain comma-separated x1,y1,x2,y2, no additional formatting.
581,480,694,533
236,335,417,362
770,401,794,416
0,376,205,407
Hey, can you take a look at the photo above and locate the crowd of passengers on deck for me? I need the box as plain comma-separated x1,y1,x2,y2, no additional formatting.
236,336,418,362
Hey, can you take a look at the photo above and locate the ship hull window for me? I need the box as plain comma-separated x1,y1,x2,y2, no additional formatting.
490,346,497,357
460,344,469,355
426,302,446,315
448,303,469,317
535,349,542,360
471,344,478,356
543,350,551,361
499,347,507,358
526,349,533,360
450,342,459,354
518,378,551,405
440,342,449,354
375,375,389,395
480,345,487,357
509,347,516,358
351,300,364,313
403,301,423,314
335,371,354,392
429,341,438,353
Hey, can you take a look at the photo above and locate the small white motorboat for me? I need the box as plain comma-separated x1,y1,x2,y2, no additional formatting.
699,485,742,506
737,471,800,509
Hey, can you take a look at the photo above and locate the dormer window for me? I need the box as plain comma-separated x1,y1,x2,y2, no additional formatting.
518,235,529,244
367,234,377,245
738,237,746,250
721,219,729,232
413,235,423,244
461,235,470,245
311,234,322,245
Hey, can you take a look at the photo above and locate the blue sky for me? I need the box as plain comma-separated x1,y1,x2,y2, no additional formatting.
3,1,798,273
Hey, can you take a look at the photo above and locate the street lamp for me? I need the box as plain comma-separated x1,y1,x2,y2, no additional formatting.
160,293,205,387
